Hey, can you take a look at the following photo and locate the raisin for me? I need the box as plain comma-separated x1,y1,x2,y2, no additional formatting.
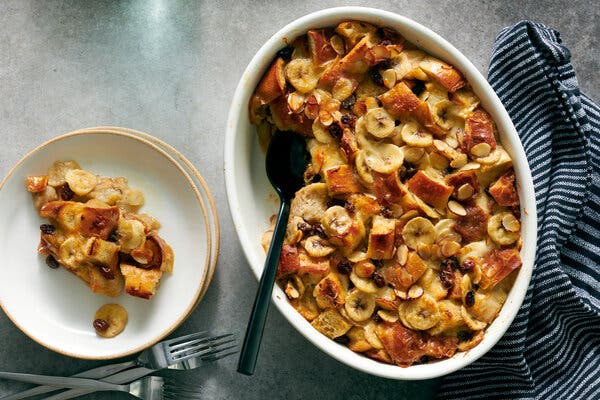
340,114,356,126
440,264,455,289
394,119,401,126
276,46,294,61
369,68,384,86
372,271,385,288
373,313,383,323
57,183,75,200
381,207,393,218
344,201,356,214
297,221,313,234
327,198,346,208
411,80,425,96
333,335,350,345
341,94,356,110
46,255,60,269
107,230,119,243
312,224,328,239
93,319,110,332
378,59,393,70
40,224,55,234
400,165,417,181
441,256,460,270
99,265,115,280
336,260,352,275
465,290,475,307
328,123,343,138
460,259,475,272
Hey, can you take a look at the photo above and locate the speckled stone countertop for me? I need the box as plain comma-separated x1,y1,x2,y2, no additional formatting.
0,1,597,399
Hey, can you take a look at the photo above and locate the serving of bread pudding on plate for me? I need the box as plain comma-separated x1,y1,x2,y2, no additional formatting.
26,160,173,299
250,20,522,367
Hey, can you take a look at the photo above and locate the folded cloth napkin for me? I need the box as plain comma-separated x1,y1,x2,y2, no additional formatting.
438,21,600,400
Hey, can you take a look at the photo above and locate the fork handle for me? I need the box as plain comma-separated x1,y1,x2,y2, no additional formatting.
41,367,154,400
0,372,124,391
0,361,136,400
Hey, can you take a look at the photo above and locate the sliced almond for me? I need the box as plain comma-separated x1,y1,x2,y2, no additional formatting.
456,183,475,200
394,288,409,300
381,69,397,89
445,136,459,149
470,142,492,158
448,200,467,216
440,240,461,258
450,153,468,169
287,92,306,113
396,244,409,266
502,213,521,232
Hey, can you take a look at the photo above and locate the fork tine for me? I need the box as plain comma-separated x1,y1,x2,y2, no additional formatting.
198,346,238,362
170,338,236,360
168,333,233,352
164,331,208,346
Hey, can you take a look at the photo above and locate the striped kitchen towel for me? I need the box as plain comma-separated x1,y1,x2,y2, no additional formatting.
438,21,600,400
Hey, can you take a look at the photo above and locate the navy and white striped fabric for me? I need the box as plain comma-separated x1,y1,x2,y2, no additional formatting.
438,21,600,400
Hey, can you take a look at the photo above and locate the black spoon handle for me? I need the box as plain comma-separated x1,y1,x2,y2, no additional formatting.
237,198,291,375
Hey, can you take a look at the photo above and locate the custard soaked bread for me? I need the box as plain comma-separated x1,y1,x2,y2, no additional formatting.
251,21,522,367
27,160,174,299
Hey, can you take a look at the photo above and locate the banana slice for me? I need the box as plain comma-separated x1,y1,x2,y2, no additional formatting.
349,270,379,294
434,219,459,243
398,294,440,330
312,119,335,144
354,117,371,147
364,321,384,349
345,288,377,322
355,150,374,185
487,212,519,245
47,160,81,187
285,58,319,93
303,235,336,257
402,216,435,250
58,236,82,266
65,169,98,196
117,218,146,252
93,303,128,338
431,100,455,130
400,121,433,147
363,143,403,174
460,305,487,330
365,107,396,138
321,205,353,237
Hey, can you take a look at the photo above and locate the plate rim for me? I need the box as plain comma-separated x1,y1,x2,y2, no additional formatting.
0,129,211,359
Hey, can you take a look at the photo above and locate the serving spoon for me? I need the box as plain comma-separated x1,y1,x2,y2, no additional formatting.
237,130,309,375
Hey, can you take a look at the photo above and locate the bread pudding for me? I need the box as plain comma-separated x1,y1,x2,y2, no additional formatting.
250,21,522,367
26,161,174,299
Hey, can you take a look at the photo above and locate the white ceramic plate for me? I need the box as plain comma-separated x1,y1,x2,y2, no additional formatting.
76,126,220,302
0,129,210,359
225,7,537,379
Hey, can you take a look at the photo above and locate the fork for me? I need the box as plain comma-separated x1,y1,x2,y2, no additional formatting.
0,374,200,400
0,332,234,400
41,339,236,400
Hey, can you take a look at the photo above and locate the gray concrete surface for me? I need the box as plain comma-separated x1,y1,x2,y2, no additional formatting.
0,1,597,399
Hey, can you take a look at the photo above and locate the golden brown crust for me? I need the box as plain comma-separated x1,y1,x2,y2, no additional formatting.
251,20,523,368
